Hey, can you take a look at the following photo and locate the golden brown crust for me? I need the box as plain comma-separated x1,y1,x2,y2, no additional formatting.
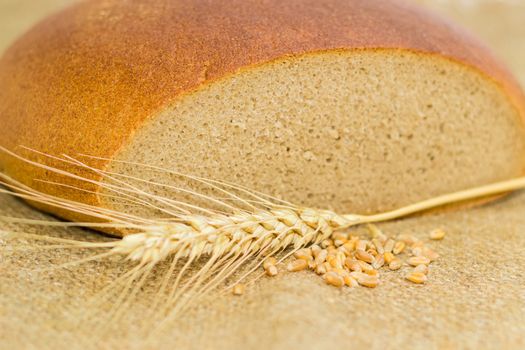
0,0,524,227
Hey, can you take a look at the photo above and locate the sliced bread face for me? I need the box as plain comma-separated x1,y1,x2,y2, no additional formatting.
106,49,525,219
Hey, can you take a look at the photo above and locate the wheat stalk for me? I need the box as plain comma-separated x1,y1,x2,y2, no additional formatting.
111,170,525,264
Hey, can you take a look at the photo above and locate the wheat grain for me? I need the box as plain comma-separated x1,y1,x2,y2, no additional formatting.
384,252,395,264
349,271,367,280
405,272,427,284
429,229,446,240
393,241,406,255
356,274,379,288
355,249,374,264
372,254,385,269
287,259,308,272
315,264,327,275
356,240,367,251
388,259,402,271
263,257,278,277
265,265,278,277
343,274,358,288
358,260,376,275
294,248,313,261
372,238,385,254
232,283,246,295
324,271,344,287
407,256,431,266
321,239,333,249
342,242,355,254
329,254,344,270
263,257,277,270
367,248,378,257
322,262,332,273
314,249,328,265
344,258,361,272
383,239,394,253
307,259,316,270
310,244,321,255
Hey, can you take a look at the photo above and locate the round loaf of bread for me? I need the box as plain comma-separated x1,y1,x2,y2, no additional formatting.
1,0,525,235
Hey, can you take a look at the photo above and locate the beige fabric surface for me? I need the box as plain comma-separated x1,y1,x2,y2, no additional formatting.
1,1,525,349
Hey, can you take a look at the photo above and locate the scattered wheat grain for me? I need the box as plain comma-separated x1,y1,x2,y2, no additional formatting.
355,240,366,251
341,273,357,287
357,274,379,288
430,229,446,240
287,259,308,272
311,244,322,257
332,232,348,242
315,249,328,265
325,272,344,288
345,258,361,272
384,239,394,253
406,272,427,284
388,259,402,271
265,265,278,277
407,256,431,266
372,238,385,254
334,239,345,247
233,284,246,295
263,257,277,270
316,264,327,275
384,252,395,264
367,248,378,257
307,259,316,269
358,260,377,275
372,255,385,269
350,271,367,280
321,239,333,249
356,249,374,264
342,242,355,254
294,248,312,261
393,241,406,255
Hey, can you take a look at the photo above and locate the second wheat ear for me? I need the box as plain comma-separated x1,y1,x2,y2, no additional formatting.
1,147,525,332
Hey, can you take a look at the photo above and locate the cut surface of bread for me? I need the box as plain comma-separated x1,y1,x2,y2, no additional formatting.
107,49,525,218
0,0,524,235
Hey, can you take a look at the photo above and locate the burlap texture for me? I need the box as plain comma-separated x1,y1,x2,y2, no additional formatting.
1,1,525,349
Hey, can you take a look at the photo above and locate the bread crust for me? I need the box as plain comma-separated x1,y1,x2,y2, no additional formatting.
0,0,524,227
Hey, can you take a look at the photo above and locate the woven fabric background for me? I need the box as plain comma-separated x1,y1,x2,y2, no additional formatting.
1,1,525,349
